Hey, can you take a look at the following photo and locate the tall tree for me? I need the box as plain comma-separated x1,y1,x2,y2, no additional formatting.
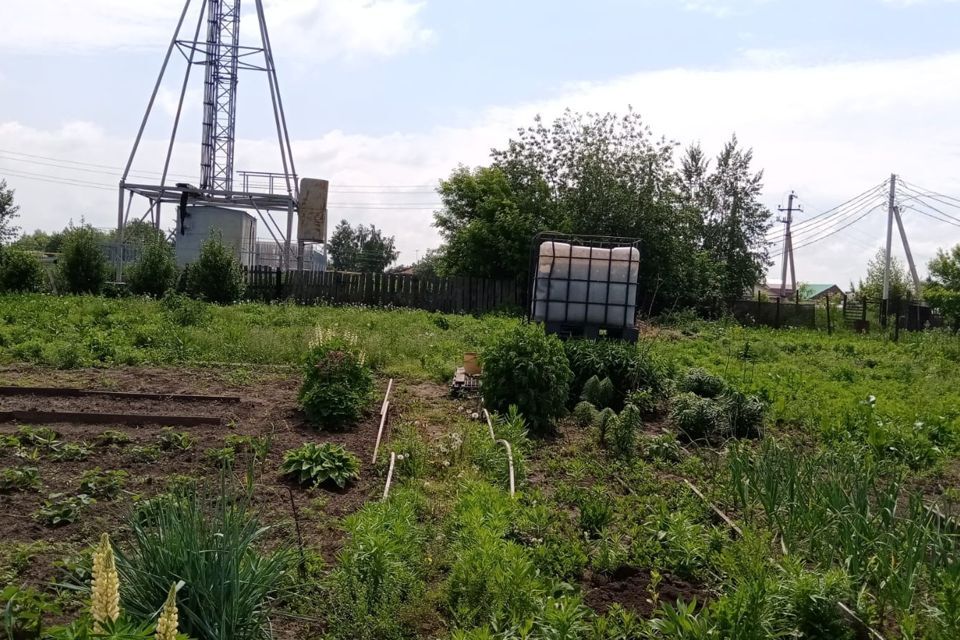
0,179,21,244
679,138,772,306
857,247,911,301
925,244,960,330
326,220,399,272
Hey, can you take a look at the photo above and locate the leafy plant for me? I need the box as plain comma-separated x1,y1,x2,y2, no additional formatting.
78,468,128,499
1,585,61,640
48,442,92,462
572,400,598,428
0,466,40,492
115,481,293,640
160,292,211,327
58,226,110,294
95,430,132,447
670,392,724,441
15,426,59,449
625,388,658,414
35,493,93,527
643,432,683,463
298,332,374,430
157,429,193,451
564,339,663,408
678,367,726,398
281,443,361,489
126,238,177,298
481,322,572,434
204,447,235,466
224,435,271,460
184,234,245,304
581,375,616,409
128,445,161,463
578,491,614,537
0,249,45,293
609,403,641,459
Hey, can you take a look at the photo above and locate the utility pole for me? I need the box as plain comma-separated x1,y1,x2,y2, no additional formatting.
882,174,897,317
778,192,800,298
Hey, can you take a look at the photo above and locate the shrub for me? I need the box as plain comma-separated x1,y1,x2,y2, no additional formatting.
679,367,726,398
78,468,128,499
58,226,110,294
596,407,618,446
0,586,61,640
115,482,293,640
564,339,663,408
581,375,616,409
609,403,641,459
160,291,211,327
643,432,683,463
625,388,658,414
0,466,41,492
578,491,614,537
185,234,245,304
0,248,45,292
281,442,361,489
670,392,725,441
572,400,598,428
719,390,766,439
126,238,177,297
481,323,572,434
298,332,374,430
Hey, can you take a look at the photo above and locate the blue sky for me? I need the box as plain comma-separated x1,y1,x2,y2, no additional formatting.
2,0,960,284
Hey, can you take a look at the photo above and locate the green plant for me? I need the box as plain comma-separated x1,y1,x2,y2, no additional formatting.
643,432,683,463
224,435,271,460
160,291,211,327
35,493,93,527
58,226,110,294
126,238,177,298
115,481,293,640
596,407,618,446
581,375,616,409
648,599,713,639
78,468,128,499
15,426,59,448
1,585,61,640
564,339,663,408
669,392,724,441
281,443,361,489
185,233,245,304
625,388,658,414
0,466,41,492
157,429,193,451
48,442,92,462
609,403,640,459
129,445,162,463
678,367,726,398
578,491,614,537
204,447,235,466
298,333,374,430
719,390,765,439
0,249,45,293
481,322,572,434
95,430,132,447
572,400,598,428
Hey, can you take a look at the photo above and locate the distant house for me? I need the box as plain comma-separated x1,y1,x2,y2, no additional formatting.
757,282,844,301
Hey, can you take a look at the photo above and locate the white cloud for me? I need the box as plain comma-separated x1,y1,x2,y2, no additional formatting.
0,0,434,60
3,51,960,283
682,0,772,17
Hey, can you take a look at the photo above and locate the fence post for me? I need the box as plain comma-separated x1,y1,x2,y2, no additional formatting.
775,297,781,329
274,266,283,301
757,290,762,318
826,293,832,335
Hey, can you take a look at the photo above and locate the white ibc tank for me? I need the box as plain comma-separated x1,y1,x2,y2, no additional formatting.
532,241,639,327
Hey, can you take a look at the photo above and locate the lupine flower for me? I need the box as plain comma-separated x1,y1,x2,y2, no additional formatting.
155,584,179,640
91,533,120,630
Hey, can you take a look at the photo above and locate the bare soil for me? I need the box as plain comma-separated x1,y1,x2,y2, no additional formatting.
583,566,710,617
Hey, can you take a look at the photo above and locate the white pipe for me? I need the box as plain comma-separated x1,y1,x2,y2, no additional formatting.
382,451,397,499
483,408,495,441
381,378,394,416
496,439,515,497
371,401,390,464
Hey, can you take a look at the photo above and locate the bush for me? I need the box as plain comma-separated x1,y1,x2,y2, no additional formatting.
481,323,572,434
564,339,663,408
0,248,44,292
115,482,293,640
58,227,110,294
185,234,245,304
670,392,725,441
126,238,177,297
281,442,361,488
679,367,726,398
609,403,641,459
719,390,766,439
572,400,598,428
581,375,616,409
298,333,374,430
160,291,211,327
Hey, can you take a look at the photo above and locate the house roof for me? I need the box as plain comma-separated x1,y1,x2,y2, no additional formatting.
802,284,843,298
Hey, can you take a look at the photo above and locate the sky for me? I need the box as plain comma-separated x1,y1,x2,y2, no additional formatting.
2,0,960,287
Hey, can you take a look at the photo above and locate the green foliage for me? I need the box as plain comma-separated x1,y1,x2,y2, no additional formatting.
857,246,912,302
596,407,617,446
327,219,400,272
0,466,41,492
643,432,683,463
670,392,724,441
625,388,658,414
126,238,177,297
128,445,161,463
95,430,132,447
281,442,361,489
670,387,765,441
35,493,93,527
609,403,641,459
298,335,374,430
45,615,158,640
578,491,614,537
185,234,245,304
157,428,193,451
572,400,598,428
481,322,572,434
58,226,110,294
926,243,960,329
48,442,92,462
0,179,21,243
223,434,271,461
0,248,44,292
115,481,293,640
327,488,427,640
581,375,616,409
678,367,726,398
15,426,59,448
1,585,60,640
77,468,127,499
564,339,662,409
159,291,211,327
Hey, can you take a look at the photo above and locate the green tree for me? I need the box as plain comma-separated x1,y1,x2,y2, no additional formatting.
0,248,45,292
925,244,960,331
678,138,772,306
58,226,110,294
11,229,63,253
186,234,245,304
0,179,21,244
126,238,177,297
327,220,399,272
856,247,911,301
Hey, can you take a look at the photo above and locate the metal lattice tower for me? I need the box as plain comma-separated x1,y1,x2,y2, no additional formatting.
200,0,241,192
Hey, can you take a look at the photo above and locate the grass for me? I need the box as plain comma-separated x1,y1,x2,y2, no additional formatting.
0,294,516,381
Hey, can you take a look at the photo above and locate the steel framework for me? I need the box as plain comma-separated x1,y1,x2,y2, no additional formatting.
117,0,299,275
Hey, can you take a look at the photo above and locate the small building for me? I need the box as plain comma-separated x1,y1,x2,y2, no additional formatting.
758,282,844,301
175,206,256,268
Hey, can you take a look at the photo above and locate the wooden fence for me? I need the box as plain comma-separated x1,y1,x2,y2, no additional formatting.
243,266,526,314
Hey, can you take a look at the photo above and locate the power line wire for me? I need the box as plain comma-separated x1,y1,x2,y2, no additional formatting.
766,193,886,246
765,187,887,245
764,181,887,238
792,204,886,252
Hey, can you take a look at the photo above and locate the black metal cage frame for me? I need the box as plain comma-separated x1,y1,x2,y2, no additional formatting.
527,232,641,340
